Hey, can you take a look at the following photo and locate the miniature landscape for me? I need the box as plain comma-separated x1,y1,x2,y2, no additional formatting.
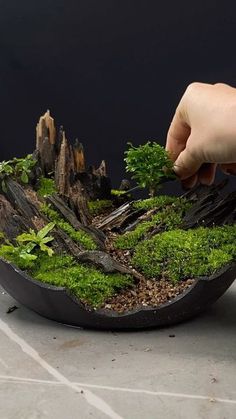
0,111,236,315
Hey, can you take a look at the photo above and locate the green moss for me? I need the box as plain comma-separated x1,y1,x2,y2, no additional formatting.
0,231,5,241
41,204,97,250
88,199,113,216
0,244,37,270
132,226,236,282
115,197,192,249
111,189,127,196
0,248,133,307
133,195,180,211
29,253,133,307
37,177,56,197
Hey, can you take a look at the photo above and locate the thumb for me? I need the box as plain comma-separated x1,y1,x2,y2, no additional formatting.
174,145,203,180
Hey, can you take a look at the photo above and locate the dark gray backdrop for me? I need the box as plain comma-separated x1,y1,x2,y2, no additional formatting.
1,0,236,188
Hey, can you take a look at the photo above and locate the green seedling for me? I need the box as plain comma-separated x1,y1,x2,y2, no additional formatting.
16,222,55,257
124,142,175,197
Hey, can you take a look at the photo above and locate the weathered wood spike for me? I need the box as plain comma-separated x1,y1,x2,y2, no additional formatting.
74,181,92,226
94,160,107,177
36,110,56,147
55,131,75,197
36,110,56,175
73,139,85,173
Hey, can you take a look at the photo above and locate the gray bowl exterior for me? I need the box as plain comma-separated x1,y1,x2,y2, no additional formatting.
0,258,235,330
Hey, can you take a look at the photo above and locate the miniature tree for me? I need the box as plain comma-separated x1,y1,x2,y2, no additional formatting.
124,142,175,197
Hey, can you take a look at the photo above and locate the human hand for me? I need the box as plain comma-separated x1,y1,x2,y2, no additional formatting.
165,82,236,188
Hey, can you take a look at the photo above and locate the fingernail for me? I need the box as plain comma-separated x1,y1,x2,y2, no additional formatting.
224,169,236,176
173,164,180,175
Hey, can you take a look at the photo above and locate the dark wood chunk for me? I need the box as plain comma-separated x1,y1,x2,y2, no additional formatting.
47,194,105,248
77,250,142,280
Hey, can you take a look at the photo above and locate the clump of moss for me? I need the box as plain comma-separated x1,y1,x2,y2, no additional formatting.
29,253,133,307
37,177,56,197
88,199,113,216
111,189,127,196
0,244,36,270
133,195,181,211
0,232,5,245
132,225,236,282
115,197,192,249
41,204,97,250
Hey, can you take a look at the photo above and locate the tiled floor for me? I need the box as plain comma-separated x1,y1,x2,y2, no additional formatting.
0,283,236,419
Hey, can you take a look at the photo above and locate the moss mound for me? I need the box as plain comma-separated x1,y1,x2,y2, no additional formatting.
88,199,113,216
29,254,133,307
132,225,236,281
37,177,56,197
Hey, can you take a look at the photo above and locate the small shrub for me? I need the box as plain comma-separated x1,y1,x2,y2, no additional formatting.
124,142,175,197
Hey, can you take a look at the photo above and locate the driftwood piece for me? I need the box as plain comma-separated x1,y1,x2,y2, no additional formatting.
52,228,83,257
182,180,228,201
68,178,92,225
76,195,91,226
94,201,144,232
77,250,142,280
183,191,236,229
0,195,31,241
77,161,111,200
4,179,39,224
47,194,106,248
35,111,112,210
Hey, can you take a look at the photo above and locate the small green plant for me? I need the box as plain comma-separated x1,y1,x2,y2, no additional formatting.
37,177,57,197
0,161,14,192
12,155,37,184
16,222,55,257
0,223,55,269
124,142,175,197
0,154,36,191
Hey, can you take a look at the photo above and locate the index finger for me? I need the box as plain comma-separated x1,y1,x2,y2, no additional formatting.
165,109,191,162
